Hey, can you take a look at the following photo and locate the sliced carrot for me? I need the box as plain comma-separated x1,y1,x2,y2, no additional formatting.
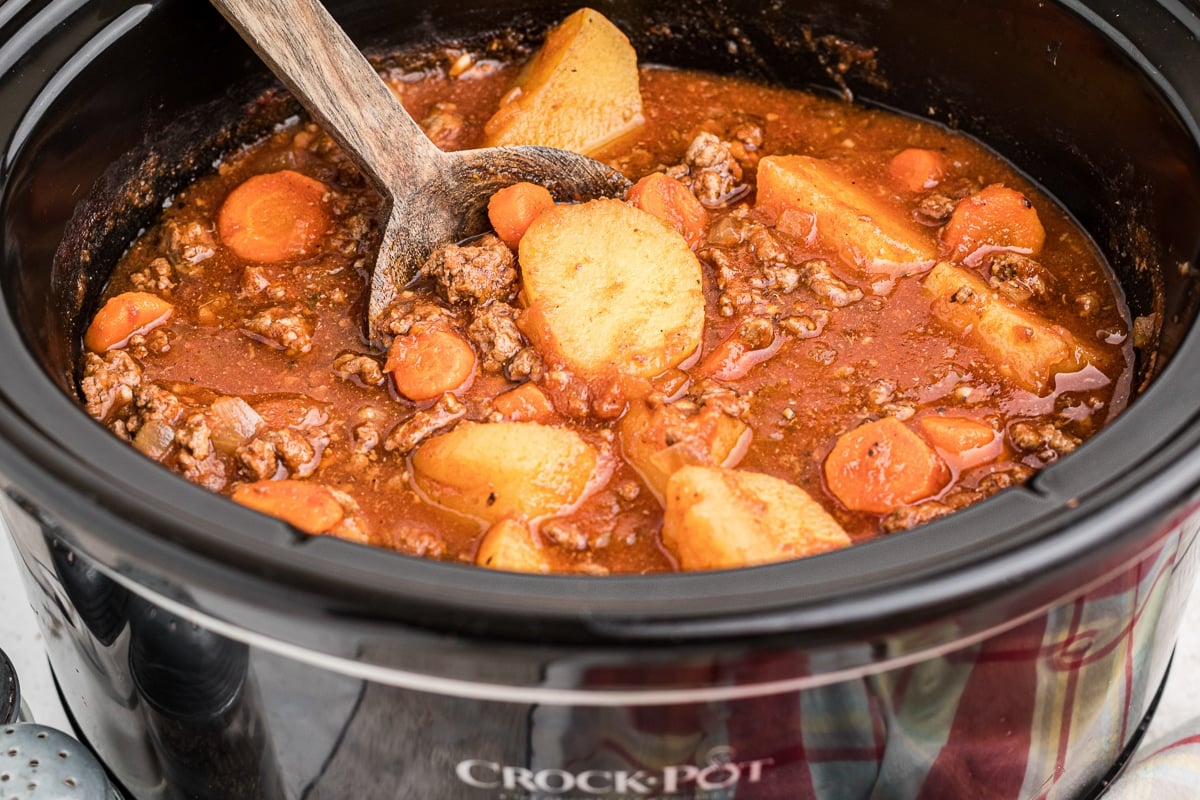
918,415,1002,469
491,382,556,422
487,182,556,250
217,170,330,263
231,479,344,534
385,327,476,402
84,291,174,352
889,148,946,192
941,184,1046,262
823,416,950,513
697,322,782,381
627,173,709,249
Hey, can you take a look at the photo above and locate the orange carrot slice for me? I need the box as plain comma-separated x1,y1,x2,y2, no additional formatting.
84,291,173,352
918,415,1002,469
941,184,1046,263
824,416,950,513
217,170,330,263
627,173,709,249
385,327,476,402
491,382,556,422
232,479,344,534
487,182,556,250
889,148,946,192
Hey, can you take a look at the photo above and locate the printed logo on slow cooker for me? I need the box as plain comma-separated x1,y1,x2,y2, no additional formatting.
455,745,774,798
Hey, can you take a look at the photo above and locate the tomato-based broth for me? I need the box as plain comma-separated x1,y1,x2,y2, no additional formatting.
76,12,1131,574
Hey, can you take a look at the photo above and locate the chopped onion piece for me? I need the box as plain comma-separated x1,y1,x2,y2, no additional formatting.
210,396,263,454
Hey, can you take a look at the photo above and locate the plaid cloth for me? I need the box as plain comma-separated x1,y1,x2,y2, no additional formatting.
1106,725,1200,799
511,523,1195,799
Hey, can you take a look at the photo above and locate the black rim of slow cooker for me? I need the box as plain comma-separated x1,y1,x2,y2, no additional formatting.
0,0,1198,651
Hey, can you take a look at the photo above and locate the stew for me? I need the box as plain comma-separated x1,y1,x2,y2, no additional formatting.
76,9,1132,574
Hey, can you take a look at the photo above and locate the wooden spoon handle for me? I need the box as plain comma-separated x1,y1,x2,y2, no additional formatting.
210,0,443,197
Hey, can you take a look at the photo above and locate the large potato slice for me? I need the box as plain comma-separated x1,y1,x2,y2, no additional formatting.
518,199,704,378
475,518,553,574
662,466,852,571
757,155,938,276
618,400,751,502
482,8,644,156
922,262,1098,394
412,421,598,523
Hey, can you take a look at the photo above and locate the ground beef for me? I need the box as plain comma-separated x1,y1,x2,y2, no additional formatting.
175,413,226,491
914,193,958,226
1009,421,1081,461
800,259,864,307
541,370,591,419
987,252,1053,303
541,519,588,551
376,292,458,340
128,383,185,435
125,328,174,360
421,234,517,306
241,307,315,355
760,263,802,294
240,266,286,300
881,501,955,533
235,428,322,481
884,464,1038,533
781,310,831,339
384,393,467,454
332,353,386,387
129,258,177,293
467,303,525,374
737,316,776,350
726,121,764,166
421,102,465,151
162,220,216,272
977,465,1036,493
747,227,789,266
350,406,385,455
691,380,751,419
506,347,545,382
391,525,447,558
80,351,143,421
667,132,747,207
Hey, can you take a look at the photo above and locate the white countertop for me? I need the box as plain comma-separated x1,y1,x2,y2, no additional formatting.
3,523,1200,772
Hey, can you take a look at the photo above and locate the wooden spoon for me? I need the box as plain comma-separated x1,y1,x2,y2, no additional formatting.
209,0,631,343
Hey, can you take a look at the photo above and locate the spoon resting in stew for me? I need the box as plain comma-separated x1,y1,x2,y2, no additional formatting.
209,0,631,344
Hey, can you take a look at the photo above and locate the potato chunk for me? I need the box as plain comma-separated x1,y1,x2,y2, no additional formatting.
476,518,553,573
756,155,937,276
412,421,598,523
483,8,644,155
619,400,751,502
922,262,1098,394
662,466,851,571
519,199,704,378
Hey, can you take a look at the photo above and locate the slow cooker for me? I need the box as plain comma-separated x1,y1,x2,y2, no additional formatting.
1,0,1199,798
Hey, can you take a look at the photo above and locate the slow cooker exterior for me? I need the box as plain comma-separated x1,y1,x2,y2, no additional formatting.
2,0,1200,798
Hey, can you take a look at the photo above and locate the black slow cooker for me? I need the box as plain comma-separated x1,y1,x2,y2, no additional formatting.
2,1,1200,798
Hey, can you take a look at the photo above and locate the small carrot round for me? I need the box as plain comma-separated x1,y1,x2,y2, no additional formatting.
491,382,555,422
487,181,556,250
941,184,1046,261
217,169,330,263
232,479,344,534
918,415,1002,469
84,291,173,352
889,148,946,192
627,173,709,249
824,416,950,514
385,327,477,402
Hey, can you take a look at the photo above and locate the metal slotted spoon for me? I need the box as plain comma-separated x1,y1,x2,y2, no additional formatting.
209,0,631,343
